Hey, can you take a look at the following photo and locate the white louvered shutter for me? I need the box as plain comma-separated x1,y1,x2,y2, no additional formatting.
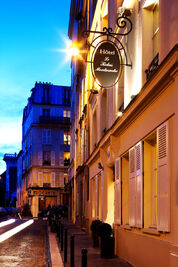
47,129,51,144
135,142,143,228
51,172,55,187
157,121,170,232
129,147,136,226
95,175,99,219
59,172,64,187
59,153,64,166
51,151,55,166
38,152,42,166
38,172,43,187
42,129,46,144
115,157,121,224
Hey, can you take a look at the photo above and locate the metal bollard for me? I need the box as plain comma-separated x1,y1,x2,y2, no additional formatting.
70,235,74,267
64,228,68,262
81,248,88,267
61,224,63,251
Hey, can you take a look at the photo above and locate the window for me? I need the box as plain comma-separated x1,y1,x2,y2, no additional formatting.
64,152,70,166
144,131,157,228
64,110,70,118
143,0,159,80
42,129,51,145
43,151,51,166
64,132,70,145
43,87,50,103
63,89,70,105
116,121,170,232
43,172,51,187
43,108,50,117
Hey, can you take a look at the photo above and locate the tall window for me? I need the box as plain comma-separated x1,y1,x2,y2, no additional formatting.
43,108,50,117
43,151,51,166
43,87,50,103
152,1,159,58
64,110,70,118
42,129,51,145
43,173,50,187
144,131,157,228
64,132,70,145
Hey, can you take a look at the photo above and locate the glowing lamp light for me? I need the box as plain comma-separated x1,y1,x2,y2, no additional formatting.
122,0,134,9
117,111,123,117
0,219,34,243
68,42,80,57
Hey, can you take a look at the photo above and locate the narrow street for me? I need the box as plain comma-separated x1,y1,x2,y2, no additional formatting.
0,219,47,267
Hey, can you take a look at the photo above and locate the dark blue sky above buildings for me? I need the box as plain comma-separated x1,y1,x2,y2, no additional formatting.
0,0,71,173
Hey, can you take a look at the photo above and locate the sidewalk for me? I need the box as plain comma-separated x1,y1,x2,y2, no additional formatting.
48,219,132,267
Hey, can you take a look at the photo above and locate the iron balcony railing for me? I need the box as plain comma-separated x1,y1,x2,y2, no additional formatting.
39,116,70,125
145,53,159,81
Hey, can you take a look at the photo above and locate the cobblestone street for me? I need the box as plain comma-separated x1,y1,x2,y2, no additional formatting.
0,219,47,267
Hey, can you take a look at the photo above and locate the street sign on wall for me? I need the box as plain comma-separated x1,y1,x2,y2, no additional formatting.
92,41,121,88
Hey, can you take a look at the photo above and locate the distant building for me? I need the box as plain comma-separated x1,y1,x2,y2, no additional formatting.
16,150,23,208
22,82,71,217
0,171,6,207
3,153,17,207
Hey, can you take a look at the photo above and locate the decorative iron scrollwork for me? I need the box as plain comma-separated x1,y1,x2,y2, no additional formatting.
81,15,133,87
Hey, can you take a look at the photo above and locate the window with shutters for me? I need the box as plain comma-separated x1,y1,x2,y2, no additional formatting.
42,129,51,145
143,121,169,232
143,0,159,81
43,172,51,187
115,158,121,224
129,142,143,228
43,151,51,166
143,131,157,228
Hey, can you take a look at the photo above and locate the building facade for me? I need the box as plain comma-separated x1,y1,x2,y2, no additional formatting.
3,153,17,207
68,0,178,266
21,82,71,217
0,171,6,207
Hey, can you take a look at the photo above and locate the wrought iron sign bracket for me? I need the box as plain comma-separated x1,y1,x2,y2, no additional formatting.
82,15,133,88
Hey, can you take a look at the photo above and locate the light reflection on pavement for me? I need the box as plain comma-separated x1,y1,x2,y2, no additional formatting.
0,219,47,267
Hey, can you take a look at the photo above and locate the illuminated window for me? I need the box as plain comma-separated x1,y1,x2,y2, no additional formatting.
64,152,70,166
144,131,157,227
152,1,159,57
43,173,50,187
64,110,71,118
64,132,70,145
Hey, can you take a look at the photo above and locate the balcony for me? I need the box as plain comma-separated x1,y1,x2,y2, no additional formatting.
39,116,70,126
43,183,51,187
43,160,51,166
64,158,70,166
145,53,159,81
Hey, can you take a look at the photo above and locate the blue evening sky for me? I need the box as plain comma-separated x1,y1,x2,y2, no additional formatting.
0,0,71,173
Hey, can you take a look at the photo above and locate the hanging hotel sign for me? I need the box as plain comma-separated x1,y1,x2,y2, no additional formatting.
92,41,120,88
83,15,133,88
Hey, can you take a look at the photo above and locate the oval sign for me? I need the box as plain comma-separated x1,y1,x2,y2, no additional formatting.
93,41,120,88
